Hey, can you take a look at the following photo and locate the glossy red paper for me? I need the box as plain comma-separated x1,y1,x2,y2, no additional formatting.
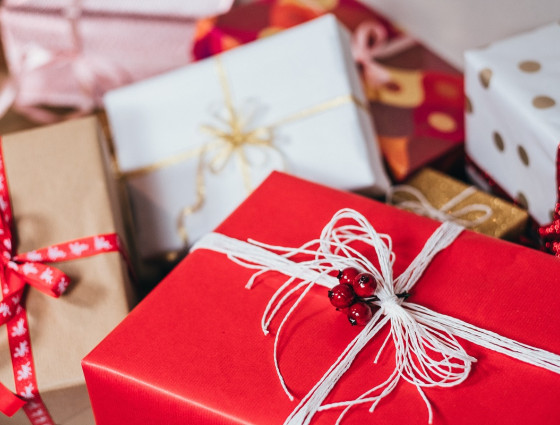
83,172,560,425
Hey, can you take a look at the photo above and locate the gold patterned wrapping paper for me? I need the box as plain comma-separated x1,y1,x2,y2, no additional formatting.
390,168,528,240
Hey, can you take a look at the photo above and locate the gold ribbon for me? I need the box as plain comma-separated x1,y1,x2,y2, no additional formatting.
120,55,369,246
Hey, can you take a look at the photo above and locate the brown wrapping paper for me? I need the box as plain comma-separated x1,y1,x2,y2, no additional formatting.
0,117,135,425
391,168,528,240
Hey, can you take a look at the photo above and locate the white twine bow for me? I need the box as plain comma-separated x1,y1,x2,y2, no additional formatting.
192,208,560,424
387,185,493,228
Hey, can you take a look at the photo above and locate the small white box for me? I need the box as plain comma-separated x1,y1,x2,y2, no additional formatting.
105,15,390,260
465,23,560,226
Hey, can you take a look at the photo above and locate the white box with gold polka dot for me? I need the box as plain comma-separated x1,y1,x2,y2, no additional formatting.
465,23,560,226
104,15,391,261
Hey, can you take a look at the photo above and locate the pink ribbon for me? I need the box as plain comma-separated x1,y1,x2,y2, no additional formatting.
0,0,131,123
351,20,416,89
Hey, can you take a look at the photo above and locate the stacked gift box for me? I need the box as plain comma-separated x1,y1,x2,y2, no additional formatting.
0,1,559,425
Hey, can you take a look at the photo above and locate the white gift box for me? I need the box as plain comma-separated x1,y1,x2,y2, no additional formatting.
465,23,560,226
105,14,391,260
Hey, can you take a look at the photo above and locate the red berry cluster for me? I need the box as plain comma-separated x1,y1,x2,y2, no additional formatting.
328,267,379,326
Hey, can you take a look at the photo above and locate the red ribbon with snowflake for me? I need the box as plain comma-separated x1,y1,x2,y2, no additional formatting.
0,138,128,424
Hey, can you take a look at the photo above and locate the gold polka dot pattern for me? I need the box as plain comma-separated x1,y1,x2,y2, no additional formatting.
493,132,505,152
517,145,529,166
427,112,457,133
518,60,541,73
532,95,556,109
516,192,529,210
479,68,492,88
465,96,473,113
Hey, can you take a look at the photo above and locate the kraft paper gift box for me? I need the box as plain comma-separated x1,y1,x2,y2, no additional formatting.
105,15,391,261
0,0,233,119
465,23,560,230
83,171,560,425
0,117,134,425
193,0,465,181
389,168,528,240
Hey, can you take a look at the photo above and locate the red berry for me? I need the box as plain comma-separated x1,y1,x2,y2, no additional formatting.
328,284,355,309
337,267,360,285
347,301,373,326
353,272,377,298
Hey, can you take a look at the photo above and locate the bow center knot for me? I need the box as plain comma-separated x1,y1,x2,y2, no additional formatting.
379,293,405,317
225,127,252,148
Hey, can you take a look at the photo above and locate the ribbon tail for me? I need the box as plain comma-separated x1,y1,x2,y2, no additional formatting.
178,150,208,245
408,303,560,375
284,314,390,425
0,382,25,417
362,62,392,89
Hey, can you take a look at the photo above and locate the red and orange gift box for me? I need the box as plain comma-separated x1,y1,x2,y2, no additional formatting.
193,0,465,181
0,117,134,425
83,172,560,425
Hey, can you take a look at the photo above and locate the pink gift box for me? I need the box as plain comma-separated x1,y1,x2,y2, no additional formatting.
0,0,233,120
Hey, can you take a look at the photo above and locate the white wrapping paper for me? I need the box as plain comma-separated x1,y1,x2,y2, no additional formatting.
465,23,560,226
105,15,391,260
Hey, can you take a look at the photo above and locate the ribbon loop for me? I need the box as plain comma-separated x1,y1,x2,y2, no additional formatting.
0,382,25,417
0,289,23,327
351,20,416,90
351,21,392,88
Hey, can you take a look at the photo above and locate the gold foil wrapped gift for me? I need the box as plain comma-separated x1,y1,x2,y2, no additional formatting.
388,168,528,240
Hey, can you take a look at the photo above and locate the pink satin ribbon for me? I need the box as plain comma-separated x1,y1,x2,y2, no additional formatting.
351,20,416,89
0,1,131,123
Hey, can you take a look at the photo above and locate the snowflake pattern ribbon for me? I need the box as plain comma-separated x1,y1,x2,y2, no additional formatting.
0,138,125,425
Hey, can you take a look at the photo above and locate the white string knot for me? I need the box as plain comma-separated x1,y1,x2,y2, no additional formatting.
378,293,403,317
387,184,493,228
191,208,560,425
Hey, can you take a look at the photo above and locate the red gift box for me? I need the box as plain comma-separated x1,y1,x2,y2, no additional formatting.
83,172,560,425
192,0,464,181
